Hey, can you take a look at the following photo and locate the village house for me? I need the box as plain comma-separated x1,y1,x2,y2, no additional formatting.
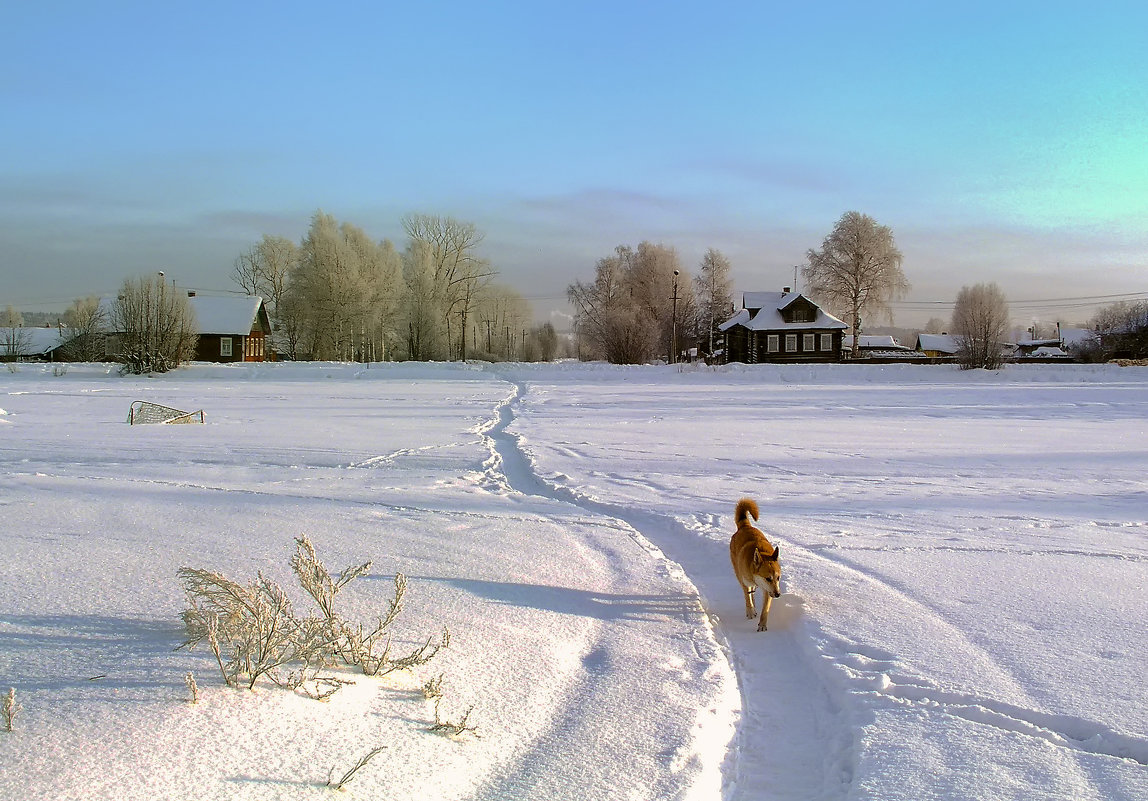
186,293,272,362
719,289,848,363
95,293,272,363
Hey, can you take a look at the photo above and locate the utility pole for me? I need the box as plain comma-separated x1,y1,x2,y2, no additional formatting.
671,270,680,364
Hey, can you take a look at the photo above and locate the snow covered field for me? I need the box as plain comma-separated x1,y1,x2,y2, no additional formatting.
1,360,1145,800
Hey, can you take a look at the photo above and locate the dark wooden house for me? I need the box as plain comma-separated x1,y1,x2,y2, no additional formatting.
188,294,272,362
719,290,847,363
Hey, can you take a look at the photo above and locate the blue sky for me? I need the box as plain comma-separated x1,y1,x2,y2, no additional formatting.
3,1,1146,326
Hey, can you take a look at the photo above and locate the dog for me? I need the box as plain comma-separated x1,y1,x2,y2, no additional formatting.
729,498,781,631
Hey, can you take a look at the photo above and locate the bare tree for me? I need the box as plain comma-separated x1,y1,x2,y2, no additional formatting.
951,282,1010,370
232,235,297,353
803,211,909,357
694,248,734,358
111,274,198,373
60,296,108,361
401,214,495,360
1,306,31,361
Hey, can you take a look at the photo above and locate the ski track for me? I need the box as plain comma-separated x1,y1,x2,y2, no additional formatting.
477,379,852,801
803,546,1148,773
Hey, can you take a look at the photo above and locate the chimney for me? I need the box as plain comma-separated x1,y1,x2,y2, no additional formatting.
782,286,792,294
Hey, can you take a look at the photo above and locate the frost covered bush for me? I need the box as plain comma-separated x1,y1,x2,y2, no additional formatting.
177,536,448,693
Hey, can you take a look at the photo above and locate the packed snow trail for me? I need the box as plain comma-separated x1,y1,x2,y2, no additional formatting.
469,380,738,800
477,378,849,801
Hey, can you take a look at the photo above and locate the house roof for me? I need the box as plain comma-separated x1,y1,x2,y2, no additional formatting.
915,333,959,354
96,294,268,336
843,335,911,351
719,291,848,332
0,327,67,356
188,295,268,336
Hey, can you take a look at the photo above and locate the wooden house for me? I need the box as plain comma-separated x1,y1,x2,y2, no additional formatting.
719,289,847,363
187,294,272,362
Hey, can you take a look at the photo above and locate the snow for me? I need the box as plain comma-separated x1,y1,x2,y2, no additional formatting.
1,360,1146,800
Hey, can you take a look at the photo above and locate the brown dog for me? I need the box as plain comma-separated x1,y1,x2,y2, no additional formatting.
729,498,781,631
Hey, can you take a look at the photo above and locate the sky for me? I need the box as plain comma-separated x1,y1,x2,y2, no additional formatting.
3,1,1147,328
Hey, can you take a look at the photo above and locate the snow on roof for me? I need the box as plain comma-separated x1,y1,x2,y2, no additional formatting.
188,295,265,335
95,295,266,336
916,333,959,353
721,291,847,331
0,327,68,355
843,335,909,350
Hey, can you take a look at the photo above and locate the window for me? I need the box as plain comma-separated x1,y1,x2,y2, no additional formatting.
803,334,815,351
820,333,832,351
767,334,779,353
791,310,808,323
220,337,233,357
785,334,797,352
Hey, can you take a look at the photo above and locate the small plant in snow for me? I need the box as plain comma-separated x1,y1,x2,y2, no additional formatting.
176,536,448,694
421,673,445,700
326,745,386,791
185,672,199,703
429,697,480,738
3,687,19,732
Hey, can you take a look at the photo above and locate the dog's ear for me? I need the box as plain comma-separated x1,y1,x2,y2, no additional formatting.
752,550,762,568
765,544,779,561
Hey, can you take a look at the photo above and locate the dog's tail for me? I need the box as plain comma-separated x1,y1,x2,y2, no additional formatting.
735,497,759,525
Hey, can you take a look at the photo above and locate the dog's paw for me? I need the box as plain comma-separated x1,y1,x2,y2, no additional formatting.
757,622,768,632
745,609,755,620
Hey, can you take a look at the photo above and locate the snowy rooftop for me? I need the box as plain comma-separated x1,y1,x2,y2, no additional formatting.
719,291,848,332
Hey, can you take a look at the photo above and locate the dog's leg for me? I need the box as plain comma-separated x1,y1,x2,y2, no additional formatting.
757,594,773,631
742,584,756,619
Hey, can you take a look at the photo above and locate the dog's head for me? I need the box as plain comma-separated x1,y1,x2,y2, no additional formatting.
753,544,781,598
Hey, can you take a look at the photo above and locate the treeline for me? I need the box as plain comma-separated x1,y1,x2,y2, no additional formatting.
236,211,560,362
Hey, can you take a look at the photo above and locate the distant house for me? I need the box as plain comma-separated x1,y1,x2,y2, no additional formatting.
914,333,960,358
0,326,68,361
187,294,272,363
719,289,847,363
1016,323,1097,358
95,293,273,363
842,335,920,358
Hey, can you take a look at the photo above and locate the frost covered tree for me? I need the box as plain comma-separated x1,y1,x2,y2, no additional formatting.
111,274,198,373
568,242,691,364
803,211,909,357
693,248,734,358
283,212,404,361
951,282,1010,370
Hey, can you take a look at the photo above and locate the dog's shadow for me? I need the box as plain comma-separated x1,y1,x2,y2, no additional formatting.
406,575,704,623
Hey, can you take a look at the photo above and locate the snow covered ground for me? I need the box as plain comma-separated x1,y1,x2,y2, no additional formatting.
1,360,1145,800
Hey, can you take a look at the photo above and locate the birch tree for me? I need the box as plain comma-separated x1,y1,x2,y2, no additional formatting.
693,248,733,358
803,211,909,357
